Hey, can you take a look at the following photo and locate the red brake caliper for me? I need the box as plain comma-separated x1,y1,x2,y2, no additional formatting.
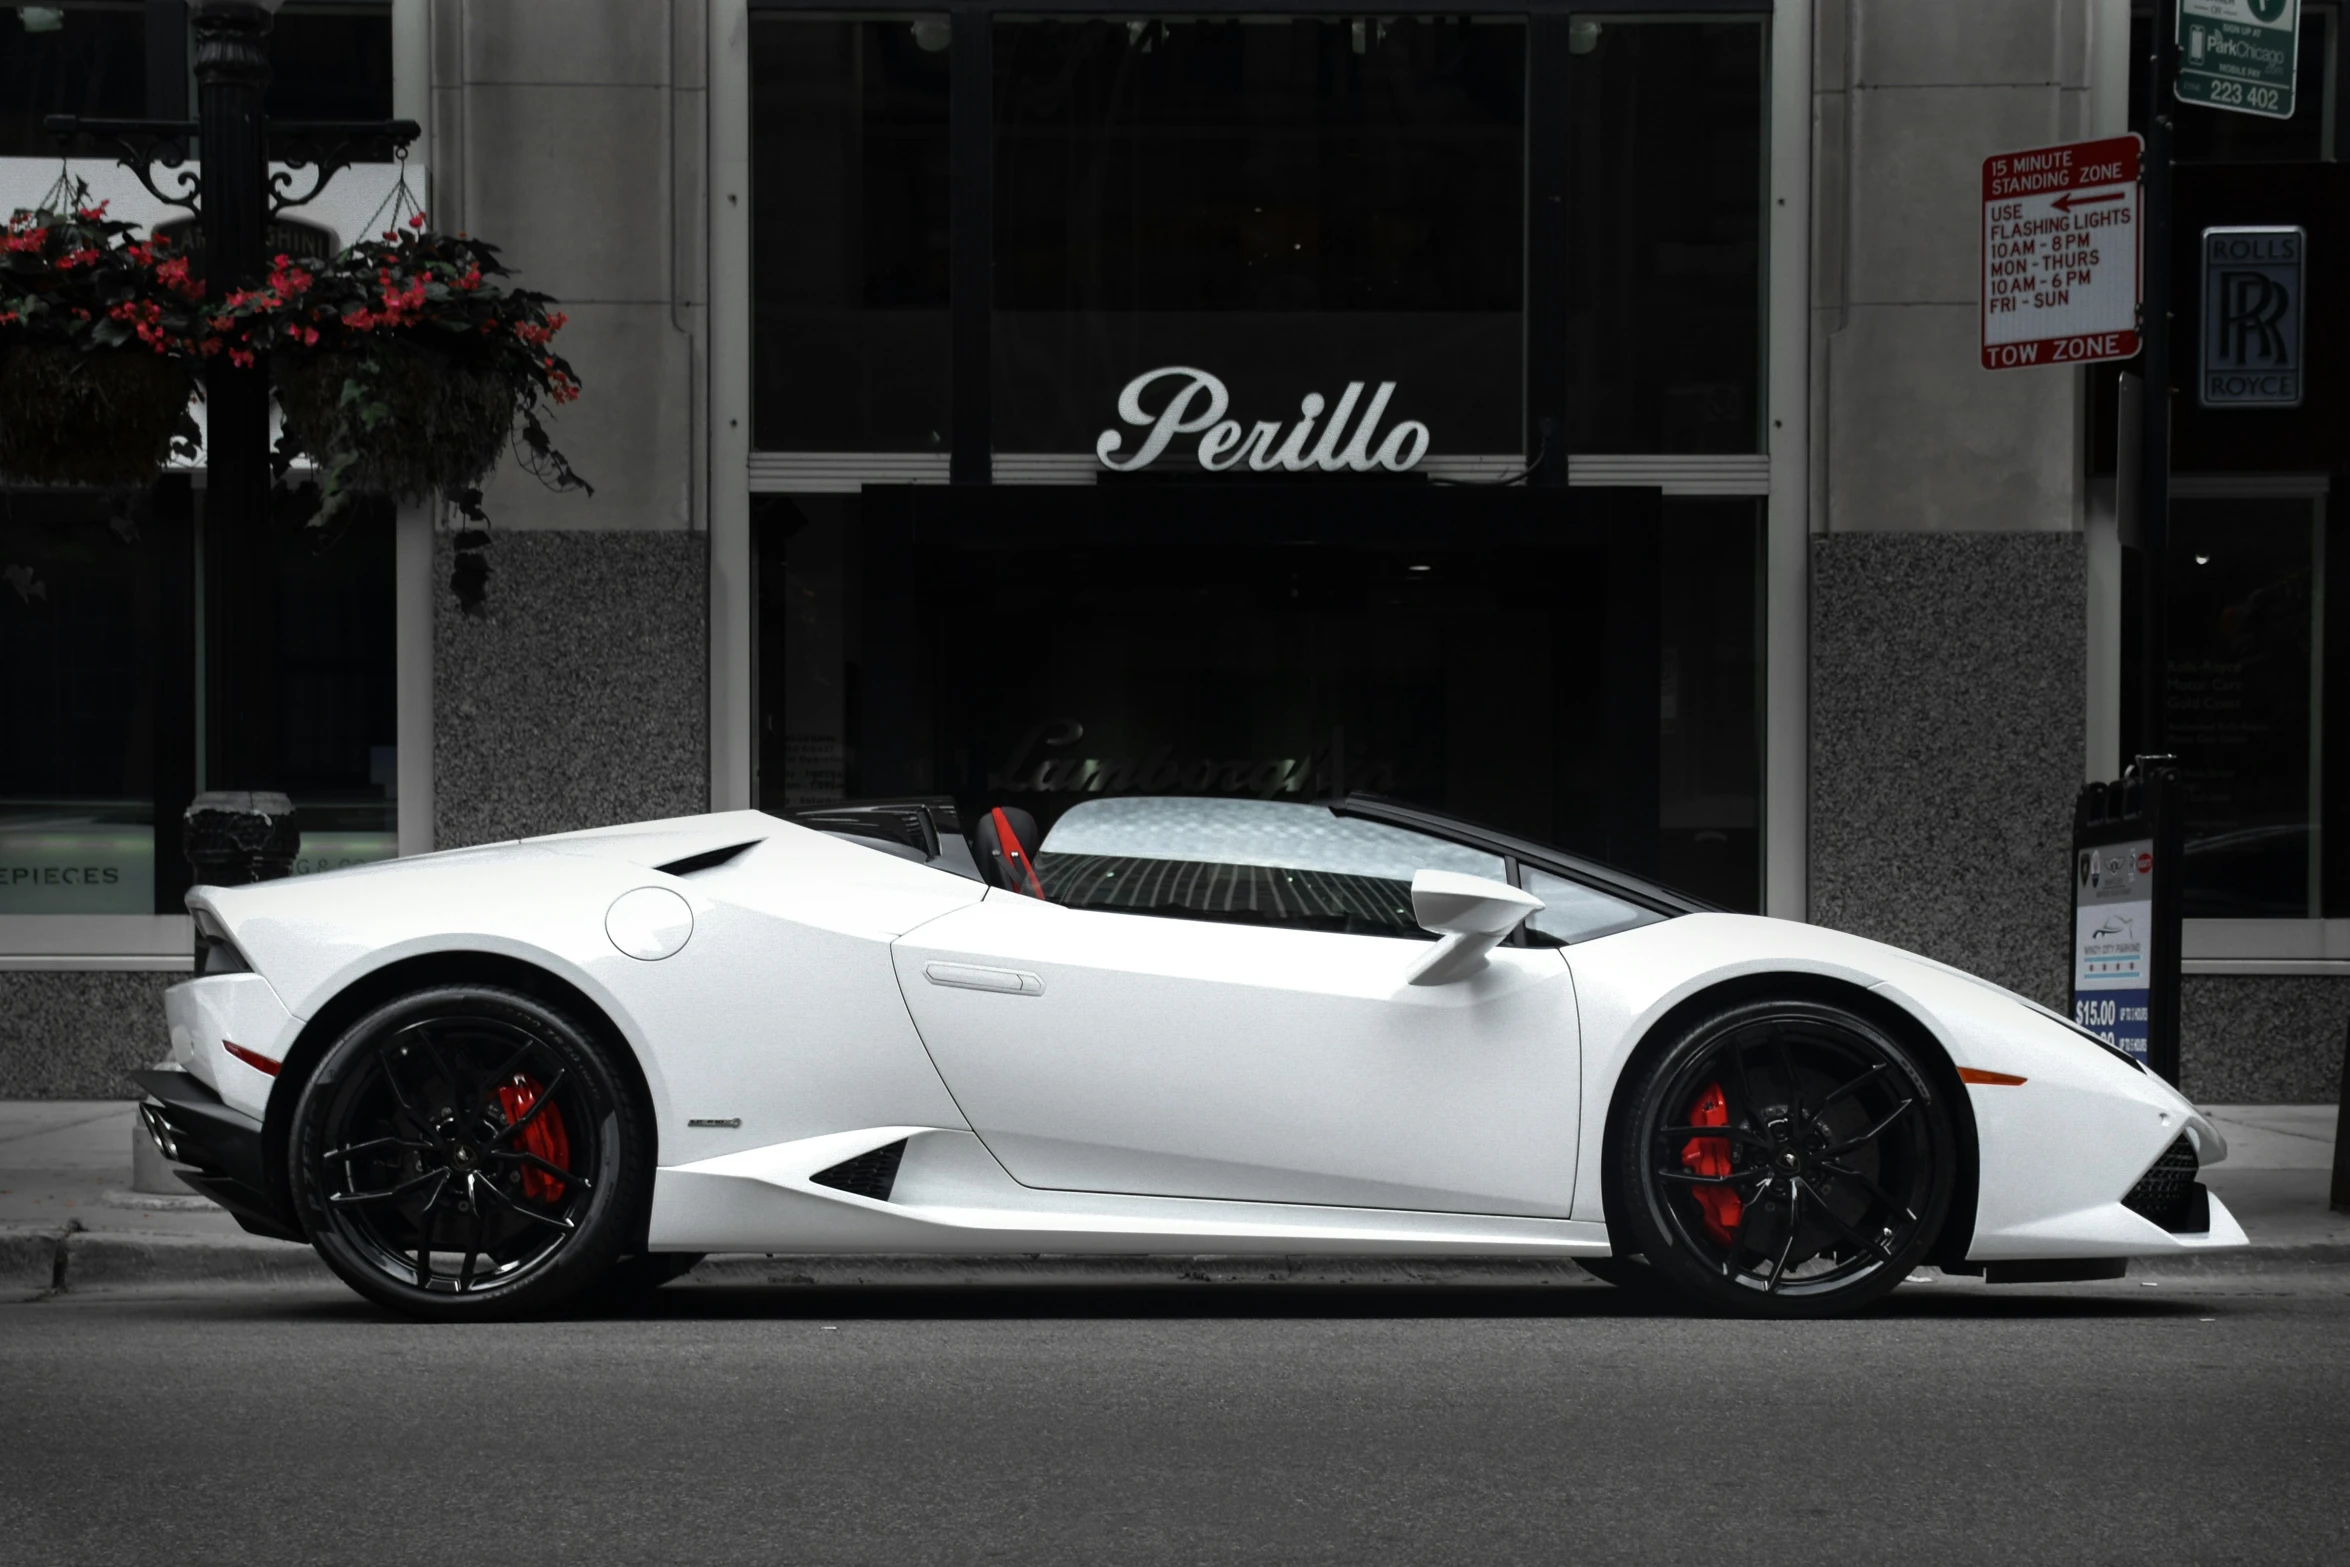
1680,1083,1742,1246
495,1076,571,1202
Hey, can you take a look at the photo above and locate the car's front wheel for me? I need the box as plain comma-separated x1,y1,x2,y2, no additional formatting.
288,984,651,1320
1611,996,1956,1318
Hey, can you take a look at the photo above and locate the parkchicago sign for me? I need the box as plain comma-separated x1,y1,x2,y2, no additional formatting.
1095,366,1432,474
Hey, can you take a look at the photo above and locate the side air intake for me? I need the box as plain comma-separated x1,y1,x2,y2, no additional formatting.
809,1140,908,1202
2122,1135,2209,1233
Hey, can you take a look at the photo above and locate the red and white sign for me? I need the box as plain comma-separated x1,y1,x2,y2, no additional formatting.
1981,134,2142,370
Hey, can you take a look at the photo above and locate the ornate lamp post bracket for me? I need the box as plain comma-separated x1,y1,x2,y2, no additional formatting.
40,116,424,221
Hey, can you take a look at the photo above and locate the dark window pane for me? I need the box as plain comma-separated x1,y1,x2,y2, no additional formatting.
994,16,1525,456
270,494,396,875
2168,495,2322,917
1657,498,1761,910
1564,20,1765,454
0,4,147,157
751,16,953,452
0,487,169,913
267,3,393,123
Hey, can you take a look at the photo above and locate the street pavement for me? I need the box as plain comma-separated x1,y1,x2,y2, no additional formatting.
4,1270,2350,1563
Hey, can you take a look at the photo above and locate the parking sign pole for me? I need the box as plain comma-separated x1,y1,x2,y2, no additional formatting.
2139,0,2179,756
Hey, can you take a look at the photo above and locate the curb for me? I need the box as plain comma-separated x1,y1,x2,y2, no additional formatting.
10,1228,2350,1296
3,1226,327,1298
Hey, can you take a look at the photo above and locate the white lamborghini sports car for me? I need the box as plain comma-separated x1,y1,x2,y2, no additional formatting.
138,794,2246,1320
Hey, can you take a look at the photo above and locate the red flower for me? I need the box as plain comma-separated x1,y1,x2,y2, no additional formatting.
408,212,427,230
228,348,254,368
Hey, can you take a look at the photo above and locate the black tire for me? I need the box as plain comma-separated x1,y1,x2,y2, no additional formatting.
288,984,652,1321
1610,997,1955,1319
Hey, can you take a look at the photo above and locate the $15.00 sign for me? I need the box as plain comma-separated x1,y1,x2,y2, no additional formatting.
1981,134,2142,370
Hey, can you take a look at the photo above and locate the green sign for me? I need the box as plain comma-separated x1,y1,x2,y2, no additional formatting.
2177,0,2300,120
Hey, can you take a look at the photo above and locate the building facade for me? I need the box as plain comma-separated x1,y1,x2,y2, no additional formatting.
1,0,2342,1103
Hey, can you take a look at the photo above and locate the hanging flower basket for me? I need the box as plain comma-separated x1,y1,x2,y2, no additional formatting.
0,185,206,486
274,342,516,500
0,345,196,487
225,216,586,515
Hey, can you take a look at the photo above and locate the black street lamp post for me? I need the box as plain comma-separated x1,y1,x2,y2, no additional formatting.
188,1,292,881
47,1,418,891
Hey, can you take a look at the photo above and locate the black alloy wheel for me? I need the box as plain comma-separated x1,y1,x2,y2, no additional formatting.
288,985,651,1321
1611,997,1956,1318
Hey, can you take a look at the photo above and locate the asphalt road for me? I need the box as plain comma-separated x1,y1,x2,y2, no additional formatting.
5,1270,2349,1565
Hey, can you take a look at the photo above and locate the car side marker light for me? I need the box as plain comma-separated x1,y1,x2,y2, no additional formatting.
222,1040,281,1077
1956,1067,2027,1086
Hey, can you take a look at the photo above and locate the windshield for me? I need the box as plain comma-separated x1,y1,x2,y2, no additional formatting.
1033,797,1505,937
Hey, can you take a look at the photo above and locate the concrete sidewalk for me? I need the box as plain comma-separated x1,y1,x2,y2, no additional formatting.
4,1100,2345,1295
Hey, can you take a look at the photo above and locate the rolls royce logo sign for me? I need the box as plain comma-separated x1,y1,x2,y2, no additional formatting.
2200,225,2304,407
1095,366,1432,474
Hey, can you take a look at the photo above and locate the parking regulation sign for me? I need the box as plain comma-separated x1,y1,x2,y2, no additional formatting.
1981,135,2142,371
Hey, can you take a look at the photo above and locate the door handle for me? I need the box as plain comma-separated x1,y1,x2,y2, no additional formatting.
923,961,1045,996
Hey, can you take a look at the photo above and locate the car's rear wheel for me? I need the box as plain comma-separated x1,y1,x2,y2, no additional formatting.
1611,997,1955,1318
288,984,651,1321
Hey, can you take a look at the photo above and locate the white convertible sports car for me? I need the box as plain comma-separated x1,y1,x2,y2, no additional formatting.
138,794,2246,1320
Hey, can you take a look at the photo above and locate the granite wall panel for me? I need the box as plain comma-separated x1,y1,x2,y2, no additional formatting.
2181,975,2350,1104
0,971,176,1099
1811,532,2084,1008
435,529,708,849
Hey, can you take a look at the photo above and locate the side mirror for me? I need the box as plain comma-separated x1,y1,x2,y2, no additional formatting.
1404,870,1544,986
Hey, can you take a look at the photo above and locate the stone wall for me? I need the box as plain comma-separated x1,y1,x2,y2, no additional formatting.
428,0,704,534
1810,532,2085,1008
435,529,708,847
2181,976,2350,1104
1811,0,2095,537
0,972,177,1100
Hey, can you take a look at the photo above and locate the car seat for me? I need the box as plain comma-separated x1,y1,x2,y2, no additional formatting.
975,805,1049,898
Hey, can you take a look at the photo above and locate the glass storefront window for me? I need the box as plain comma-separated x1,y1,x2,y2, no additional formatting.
1563,18,1766,454
1,487,180,914
0,3,145,157
752,484,1767,910
746,10,1772,915
2168,493,2327,918
1658,499,1762,911
271,496,397,876
0,3,392,156
750,15,953,452
994,15,1525,458
267,2,395,123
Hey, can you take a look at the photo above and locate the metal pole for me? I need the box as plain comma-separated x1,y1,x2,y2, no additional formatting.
193,3,277,794
2139,0,2179,757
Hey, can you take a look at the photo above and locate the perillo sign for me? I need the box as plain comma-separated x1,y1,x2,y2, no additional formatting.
1095,366,1431,474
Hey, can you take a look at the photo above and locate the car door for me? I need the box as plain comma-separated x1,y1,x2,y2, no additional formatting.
890,801,1583,1217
